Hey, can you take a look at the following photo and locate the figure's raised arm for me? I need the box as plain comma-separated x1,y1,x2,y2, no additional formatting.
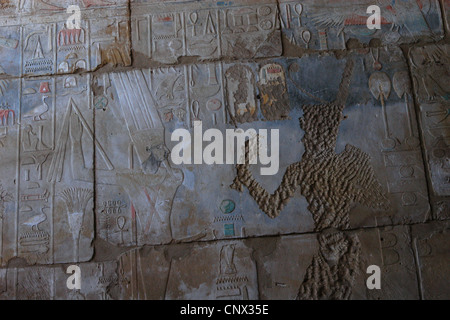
231,159,302,219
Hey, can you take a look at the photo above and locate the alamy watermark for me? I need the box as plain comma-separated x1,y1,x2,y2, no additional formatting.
66,5,81,30
171,121,280,176
366,265,381,290
66,265,82,290
367,5,382,30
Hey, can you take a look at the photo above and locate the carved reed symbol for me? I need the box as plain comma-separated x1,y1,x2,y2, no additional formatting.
0,78,11,97
0,108,15,126
60,188,94,261
58,28,84,46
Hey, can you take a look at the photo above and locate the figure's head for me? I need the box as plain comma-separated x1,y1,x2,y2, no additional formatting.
300,104,345,158
143,142,170,174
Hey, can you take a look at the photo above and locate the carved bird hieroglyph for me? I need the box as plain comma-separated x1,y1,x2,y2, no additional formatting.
22,206,49,231
24,96,49,121
308,0,432,38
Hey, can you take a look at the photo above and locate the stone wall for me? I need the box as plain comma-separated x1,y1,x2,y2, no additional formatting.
0,0,448,300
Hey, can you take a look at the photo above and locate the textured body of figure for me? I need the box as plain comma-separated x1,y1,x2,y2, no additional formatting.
231,59,390,299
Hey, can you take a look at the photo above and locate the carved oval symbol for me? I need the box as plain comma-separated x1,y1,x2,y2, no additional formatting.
220,200,235,214
369,72,391,101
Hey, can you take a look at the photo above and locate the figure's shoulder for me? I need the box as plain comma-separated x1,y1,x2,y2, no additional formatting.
342,144,371,161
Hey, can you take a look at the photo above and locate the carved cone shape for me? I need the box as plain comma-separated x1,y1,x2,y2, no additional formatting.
39,82,50,94
295,4,303,16
190,12,198,24
117,216,126,230
302,30,311,44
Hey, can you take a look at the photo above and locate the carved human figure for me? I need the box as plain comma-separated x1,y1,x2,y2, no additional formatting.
297,229,361,300
109,71,185,244
64,70,184,245
69,120,183,245
231,59,390,299
115,128,184,245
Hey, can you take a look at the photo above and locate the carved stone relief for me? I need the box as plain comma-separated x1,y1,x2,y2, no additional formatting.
164,241,259,300
279,0,444,50
411,221,450,300
253,226,419,300
0,74,95,266
0,0,448,301
408,44,450,219
0,261,118,300
0,1,131,77
131,0,282,64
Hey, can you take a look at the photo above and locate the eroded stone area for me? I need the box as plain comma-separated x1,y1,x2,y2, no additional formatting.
0,0,449,300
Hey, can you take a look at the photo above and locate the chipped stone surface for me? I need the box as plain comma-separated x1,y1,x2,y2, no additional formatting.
280,0,444,50
0,0,448,301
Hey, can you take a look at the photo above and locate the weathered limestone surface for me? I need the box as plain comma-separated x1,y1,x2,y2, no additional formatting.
0,0,449,300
